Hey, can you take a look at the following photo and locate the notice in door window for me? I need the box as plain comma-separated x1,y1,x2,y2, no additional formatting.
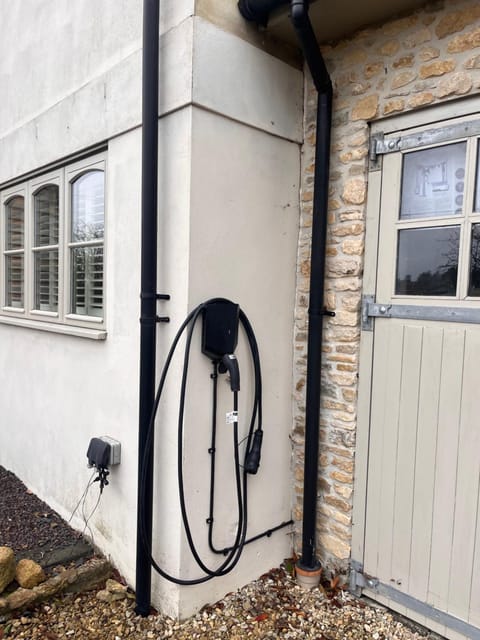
400,142,466,219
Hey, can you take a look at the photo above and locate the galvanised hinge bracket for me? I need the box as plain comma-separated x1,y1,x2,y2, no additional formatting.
369,133,385,171
370,117,480,171
361,294,375,331
350,560,379,593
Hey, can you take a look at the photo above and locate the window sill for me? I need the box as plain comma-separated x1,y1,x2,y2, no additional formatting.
0,315,107,340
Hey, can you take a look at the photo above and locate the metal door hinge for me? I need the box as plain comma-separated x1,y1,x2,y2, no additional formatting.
370,117,480,171
369,133,397,170
361,294,375,331
362,295,480,329
350,561,379,592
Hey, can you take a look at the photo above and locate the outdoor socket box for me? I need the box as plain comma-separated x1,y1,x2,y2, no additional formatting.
87,436,121,468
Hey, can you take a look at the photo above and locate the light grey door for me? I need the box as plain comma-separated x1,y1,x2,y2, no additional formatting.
360,120,480,639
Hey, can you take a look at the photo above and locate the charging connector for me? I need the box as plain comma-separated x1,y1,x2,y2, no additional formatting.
245,430,263,474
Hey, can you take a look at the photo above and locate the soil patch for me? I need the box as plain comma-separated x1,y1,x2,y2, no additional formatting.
0,466,92,567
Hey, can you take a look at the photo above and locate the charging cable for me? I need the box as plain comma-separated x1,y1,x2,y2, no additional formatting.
139,298,290,585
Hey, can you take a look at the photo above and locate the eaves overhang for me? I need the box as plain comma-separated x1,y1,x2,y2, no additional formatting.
264,0,431,44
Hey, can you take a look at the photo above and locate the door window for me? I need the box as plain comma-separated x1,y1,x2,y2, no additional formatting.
394,139,480,298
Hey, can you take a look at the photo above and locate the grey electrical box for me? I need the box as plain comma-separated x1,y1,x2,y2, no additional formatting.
87,436,121,468
101,436,121,465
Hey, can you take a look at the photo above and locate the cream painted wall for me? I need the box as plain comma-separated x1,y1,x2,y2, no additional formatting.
172,106,299,616
0,1,303,618
0,1,194,182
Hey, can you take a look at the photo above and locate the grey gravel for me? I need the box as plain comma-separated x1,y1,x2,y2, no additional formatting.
2,565,437,639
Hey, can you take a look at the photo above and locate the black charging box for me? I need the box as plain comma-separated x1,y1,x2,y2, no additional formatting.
201,300,239,360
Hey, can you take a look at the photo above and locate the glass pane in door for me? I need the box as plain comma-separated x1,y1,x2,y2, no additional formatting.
395,226,460,296
400,142,466,219
474,143,480,213
468,223,480,296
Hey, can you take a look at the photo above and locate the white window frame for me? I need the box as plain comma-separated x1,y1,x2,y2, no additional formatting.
0,153,107,339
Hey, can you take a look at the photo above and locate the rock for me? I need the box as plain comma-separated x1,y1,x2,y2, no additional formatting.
105,579,128,596
66,558,112,593
16,559,46,589
436,72,473,98
0,547,16,594
419,60,456,79
390,70,416,89
342,180,366,205
383,99,405,115
351,94,379,121
97,589,125,603
97,578,128,603
6,587,36,611
435,6,480,39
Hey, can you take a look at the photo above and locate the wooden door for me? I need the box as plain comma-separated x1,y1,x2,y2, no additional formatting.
360,121,480,640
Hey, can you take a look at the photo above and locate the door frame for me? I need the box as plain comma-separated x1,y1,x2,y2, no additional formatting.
352,95,480,637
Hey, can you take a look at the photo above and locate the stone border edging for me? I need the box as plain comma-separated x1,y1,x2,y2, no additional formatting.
0,557,111,616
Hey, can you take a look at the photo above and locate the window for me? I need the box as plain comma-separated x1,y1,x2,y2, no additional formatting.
0,154,106,333
394,137,480,299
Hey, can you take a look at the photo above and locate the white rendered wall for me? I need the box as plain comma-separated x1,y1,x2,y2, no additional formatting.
0,2,303,619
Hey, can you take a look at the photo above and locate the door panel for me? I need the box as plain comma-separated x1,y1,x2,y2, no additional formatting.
362,124,480,637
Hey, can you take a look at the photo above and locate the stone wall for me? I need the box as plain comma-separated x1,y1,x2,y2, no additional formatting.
293,0,480,572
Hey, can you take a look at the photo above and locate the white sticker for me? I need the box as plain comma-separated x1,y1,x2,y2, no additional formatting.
226,411,238,424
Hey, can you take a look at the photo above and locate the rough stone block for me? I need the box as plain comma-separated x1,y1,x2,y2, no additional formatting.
391,70,417,89
0,547,16,594
436,6,480,39
436,71,473,97
419,60,455,78
447,27,480,53
351,94,379,121
16,559,46,589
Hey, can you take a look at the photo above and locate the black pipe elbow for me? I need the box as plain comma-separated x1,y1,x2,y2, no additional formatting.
238,0,290,26
289,0,332,94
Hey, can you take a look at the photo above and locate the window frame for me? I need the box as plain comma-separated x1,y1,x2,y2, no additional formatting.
65,156,106,329
30,169,63,319
392,136,479,301
0,153,106,336
2,186,27,313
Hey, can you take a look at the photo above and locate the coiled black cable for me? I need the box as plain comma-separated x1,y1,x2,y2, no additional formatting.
139,299,263,585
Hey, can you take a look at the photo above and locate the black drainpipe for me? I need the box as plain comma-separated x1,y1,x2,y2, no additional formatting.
238,0,333,574
136,0,161,616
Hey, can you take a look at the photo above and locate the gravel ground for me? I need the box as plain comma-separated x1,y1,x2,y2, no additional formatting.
1,566,438,640
0,466,85,564
0,465,439,639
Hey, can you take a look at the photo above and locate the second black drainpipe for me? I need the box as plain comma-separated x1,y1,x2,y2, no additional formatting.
136,0,161,616
238,0,333,576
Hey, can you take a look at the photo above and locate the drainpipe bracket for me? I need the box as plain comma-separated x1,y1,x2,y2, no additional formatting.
140,292,170,301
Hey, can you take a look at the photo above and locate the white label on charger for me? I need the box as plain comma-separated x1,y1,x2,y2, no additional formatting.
226,411,238,424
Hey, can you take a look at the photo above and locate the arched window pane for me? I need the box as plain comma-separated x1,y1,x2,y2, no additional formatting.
34,185,59,247
71,171,104,242
70,170,104,318
5,196,24,308
6,196,24,250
